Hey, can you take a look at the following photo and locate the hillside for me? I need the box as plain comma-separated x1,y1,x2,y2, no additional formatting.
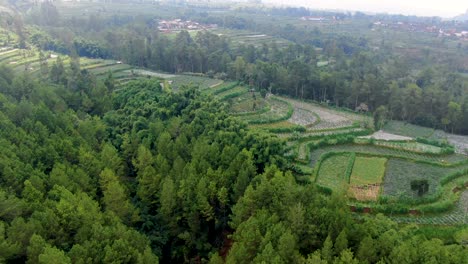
0,1,467,263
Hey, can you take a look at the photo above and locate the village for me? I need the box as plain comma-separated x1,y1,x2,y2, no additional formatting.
372,20,468,40
157,19,218,32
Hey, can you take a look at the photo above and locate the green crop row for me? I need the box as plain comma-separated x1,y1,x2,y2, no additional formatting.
247,97,294,125
355,138,448,155
210,82,239,95
233,103,271,117
354,174,468,216
416,137,455,154
220,90,248,101
344,152,356,183
293,130,371,163
264,125,306,133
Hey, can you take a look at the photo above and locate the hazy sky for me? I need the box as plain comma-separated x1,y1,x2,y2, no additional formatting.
263,0,467,18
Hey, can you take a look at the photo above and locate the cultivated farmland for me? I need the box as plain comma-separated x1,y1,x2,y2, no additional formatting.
316,154,351,192
349,157,387,201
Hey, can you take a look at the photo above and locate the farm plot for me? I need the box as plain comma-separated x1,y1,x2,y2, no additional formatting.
349,157,387,201
124,69,176,79
168,75,223,90
355,138,444,154
382,159,468,201
279,96,365,130
390,190,468,225
82,60,118,70
229,92,268,115
316,154,352,191
89,64,133,76
204,81,238,95
446,134,468,155
383,120,435,138
360,130,413,141
280,127,368,140
242,97,292,124
250,121,300,131
289,107,317,126
0,51,30,64
309,144,467,167
215,85,248,100
213,29,292,48
0,48,19,60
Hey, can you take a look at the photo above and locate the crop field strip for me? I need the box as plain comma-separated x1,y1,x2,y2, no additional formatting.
215,85,248,99
382,159,468,200
169,75,223,90
279,126,368,140
354,138,444,154
229,92,269,115
0,53,25,63
204,81,238,95
288,107,318,126
315,153,352,191
279,96,369,131
90,64,134,76
0,49,20,61
383,120,438,139
309,144,467,167
241,97,293,124
389,190,468,225
248,121,298,130
213,29,292,49
349,157,387,201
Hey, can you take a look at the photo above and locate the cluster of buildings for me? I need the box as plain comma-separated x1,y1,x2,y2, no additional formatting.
372,21,468,40
300,16,342,22
157,19,217,32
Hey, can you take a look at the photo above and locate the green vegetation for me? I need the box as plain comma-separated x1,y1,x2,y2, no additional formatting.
316,153,351,191
350,157,387,186
382,159,468,201
229,92,269,115
383,120,438,138
242,96,294,124
169,75,223,89
349,157,386,201
0,1,467,262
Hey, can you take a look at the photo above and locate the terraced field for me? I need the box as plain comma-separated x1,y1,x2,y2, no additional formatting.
382,159,468,200
316,154,352,191
390,190,468,225
241,97,292,124
213,29,292,48
349,157,387,201
280,96,369,131
169,75,223,90
229,92,269,115
216,85,248,100
310,144,467,167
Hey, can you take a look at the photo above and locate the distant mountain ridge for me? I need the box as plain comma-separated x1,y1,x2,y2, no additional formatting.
453,9,468,21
